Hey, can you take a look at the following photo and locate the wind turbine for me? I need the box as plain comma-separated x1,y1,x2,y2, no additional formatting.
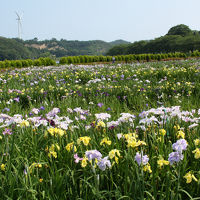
15,11,23,39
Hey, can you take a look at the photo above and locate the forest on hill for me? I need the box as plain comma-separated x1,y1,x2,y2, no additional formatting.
107,24,200,55
1,24,200,61
0,37,129,61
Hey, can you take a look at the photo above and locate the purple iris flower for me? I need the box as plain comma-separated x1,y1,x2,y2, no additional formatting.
85,150,102,161
168,151,183,165
97,103,103,108
3,128,12,135
97,156,111,171
40,106,45,110
14,97,20,102
135,152,149,166
106,107,111,111
2,108,10,112
172,139,188,153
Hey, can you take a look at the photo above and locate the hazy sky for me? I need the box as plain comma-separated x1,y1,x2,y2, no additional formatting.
1,0,200,42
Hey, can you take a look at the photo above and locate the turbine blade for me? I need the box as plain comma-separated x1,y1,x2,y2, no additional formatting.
15,11,20,18
20,12,23,20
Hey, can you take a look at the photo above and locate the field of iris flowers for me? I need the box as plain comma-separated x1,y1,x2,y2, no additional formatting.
0,60,200,199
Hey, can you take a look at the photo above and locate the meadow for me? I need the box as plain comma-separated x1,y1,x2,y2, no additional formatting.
0,60,200,199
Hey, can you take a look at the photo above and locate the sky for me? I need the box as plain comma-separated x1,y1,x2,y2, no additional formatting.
1,0,200,43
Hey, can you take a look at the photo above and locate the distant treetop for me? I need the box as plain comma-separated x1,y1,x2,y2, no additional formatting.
167,24,192,36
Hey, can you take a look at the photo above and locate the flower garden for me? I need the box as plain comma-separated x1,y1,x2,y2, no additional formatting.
0,60,200,199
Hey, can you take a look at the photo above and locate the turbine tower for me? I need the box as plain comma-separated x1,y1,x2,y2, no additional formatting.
15,12,23,39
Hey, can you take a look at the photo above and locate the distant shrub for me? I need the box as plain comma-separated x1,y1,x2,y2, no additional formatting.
125,55,130,63
67,57,74,64
129,54,136,62
75,57,80,64
106,56,112,62
87,56,92,63
164,54,168,59
72,57,77,63
146,54,150,62
172,53,176,58
4,60,11,68
39,58,46,66
121,55,125,62
161,54,165,59
181,53,187,58
27,59,34,66
10,61,17,68
45,57,56,66
168,53,173,58
79,56,85,63
150,54,155,60
157,54,161,61
191,50,200,57
99,55,104,62
115,56,122,61
22,60,29,67
15,60,22,68
0,61,5,68
136,55,141,61
93,56,99,62
83,56,89,63
60,57,67,65
34,59,42,66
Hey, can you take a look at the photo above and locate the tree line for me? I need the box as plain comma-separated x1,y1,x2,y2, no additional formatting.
0,36,129,61
107,24,200,56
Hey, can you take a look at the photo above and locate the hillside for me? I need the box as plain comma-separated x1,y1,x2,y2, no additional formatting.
0,37,40,60
23,38,130,57
107,24,200,55
0,37,129,61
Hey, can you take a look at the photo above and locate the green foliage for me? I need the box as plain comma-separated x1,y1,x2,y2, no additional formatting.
0,37,40,61
79,55,85,63
0,61,5,68
27,59,34,66
167,24,192,36
106,56,112,62
4,60,11,68
106,24,200,56
157,54,161,61
60,57,67,65
1,50,198,70
34,59,42,66
0,37,130,61
15,60,23,68
22,60,29,67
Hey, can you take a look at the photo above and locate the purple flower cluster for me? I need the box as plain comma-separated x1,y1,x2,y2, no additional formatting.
2,108,10,112
172,139,188,153
85,150,102,161
13,97,20,102
97,103,103,108
135,152,149,166
97,156,111,171
2,128,12,135
168,151,184,165
85,150,111,171
168,139,187,165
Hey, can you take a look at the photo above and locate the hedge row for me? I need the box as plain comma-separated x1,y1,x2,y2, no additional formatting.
59,51,200,64
0,57,56,69
1,51,200,69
